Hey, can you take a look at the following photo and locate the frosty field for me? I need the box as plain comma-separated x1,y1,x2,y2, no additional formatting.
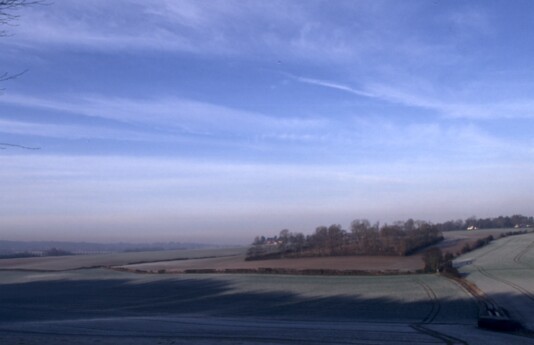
0,247,246,271
0,266,530,344
0,230,533,344
456,231,534,332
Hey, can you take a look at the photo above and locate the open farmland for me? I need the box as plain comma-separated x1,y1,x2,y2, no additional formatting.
0,229,514,274
0,269,525,344
0,247,246,271
120,252,425,273
1,266,528,344
456,231,534,331
118,228,515,274
438,228,522,255
0,269,476,323
1,230,532,344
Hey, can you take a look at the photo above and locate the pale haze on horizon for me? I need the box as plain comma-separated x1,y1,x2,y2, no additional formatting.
1,1,533,245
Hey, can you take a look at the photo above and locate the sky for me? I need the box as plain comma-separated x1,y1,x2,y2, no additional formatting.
1,0,533,244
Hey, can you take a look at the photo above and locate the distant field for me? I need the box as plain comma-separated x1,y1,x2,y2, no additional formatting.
0,247,246,271
118,228,517,274
120,252,425,273
0,229,518,275
438,228,520,255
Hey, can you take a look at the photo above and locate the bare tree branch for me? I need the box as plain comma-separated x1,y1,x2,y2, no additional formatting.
1,1,44,151
0,142,41,150
0,0,43,36
0,68,28,83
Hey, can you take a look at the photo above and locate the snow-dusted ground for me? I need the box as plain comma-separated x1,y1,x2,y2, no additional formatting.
1,232,534,345
457,232,534,332
0,315,530,345
0,247,246,271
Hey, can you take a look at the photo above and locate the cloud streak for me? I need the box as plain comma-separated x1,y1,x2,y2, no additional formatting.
0,0,468,66
294,75,534,120
2,91,529,164
292,76,375,98
0,118,169,142
0,93,328,143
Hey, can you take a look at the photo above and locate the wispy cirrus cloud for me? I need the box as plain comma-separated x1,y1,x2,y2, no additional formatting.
2,0,354,60
0,93,328,143
0,118,167,142
1,0,477,67
291,76,374,98
366,83,534,119
446,7,492,36
2,91,529,162
294,75,534,120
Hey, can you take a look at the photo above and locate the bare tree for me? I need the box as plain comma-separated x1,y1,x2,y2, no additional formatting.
0,1,39,80
0,0,39,33
1,0,42,150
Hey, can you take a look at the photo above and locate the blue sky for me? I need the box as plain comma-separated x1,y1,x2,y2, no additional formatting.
1,0,533,244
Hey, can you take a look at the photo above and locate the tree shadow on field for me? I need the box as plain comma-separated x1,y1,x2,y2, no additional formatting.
0,273,484,324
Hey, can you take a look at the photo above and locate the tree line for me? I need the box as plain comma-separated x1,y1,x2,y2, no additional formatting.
247,214,533,261
247,219,443,260
461,214,533,230
0,247,73,259
423,214,533,232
